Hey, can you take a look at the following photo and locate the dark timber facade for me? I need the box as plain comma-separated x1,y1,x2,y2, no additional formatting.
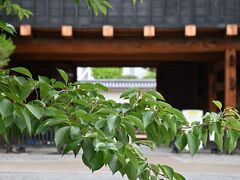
2,0,240,111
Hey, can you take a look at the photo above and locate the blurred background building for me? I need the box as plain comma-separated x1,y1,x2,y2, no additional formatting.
2,0,240,111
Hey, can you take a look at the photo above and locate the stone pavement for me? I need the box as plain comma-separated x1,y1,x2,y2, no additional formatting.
0,147,240,180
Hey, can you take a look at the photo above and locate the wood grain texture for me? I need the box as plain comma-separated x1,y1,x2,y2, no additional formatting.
225,48,237,108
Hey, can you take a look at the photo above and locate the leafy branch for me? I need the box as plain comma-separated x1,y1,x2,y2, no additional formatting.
1,67,240,180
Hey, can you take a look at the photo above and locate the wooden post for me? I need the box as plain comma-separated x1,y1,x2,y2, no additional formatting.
208,64,217,111
225,49,237,108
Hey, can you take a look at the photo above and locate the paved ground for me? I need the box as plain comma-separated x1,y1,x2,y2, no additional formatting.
0,146,240,180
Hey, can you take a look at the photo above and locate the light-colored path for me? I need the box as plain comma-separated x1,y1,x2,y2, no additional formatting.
0,147,240,179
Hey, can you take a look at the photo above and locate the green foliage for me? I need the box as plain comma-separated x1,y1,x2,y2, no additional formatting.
0,0,33,67
75,0,143,15
0,67,188,180
143,71,156,79
92,67,122,79
0,34,15,67
0,0,32,34
1,68,240,179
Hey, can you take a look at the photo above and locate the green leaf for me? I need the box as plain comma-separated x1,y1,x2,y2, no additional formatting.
159,165,174,180
70,126,81,139
26,104,43,119
142,111,154,128
89,151,105,171
227,117,240,129
108,154,122,174
212,122,222,134
63,139,81,155
95,83,108,91
95,118,107,129
11,67,32,78
107,115,121,133
214,132,223,151
150,164,159,174
123,121,136,140
159,125,171,145
224,129,239,154
199,127,208,146
145,91,165,101
126,162,137,180
212,100,222,111
0,119,7,142
0,98,13,120
146,122,161,146
44,118,66,126
187,132,199,156
165,107,188,124
175,132,187,151
174,172,186,180
55,126,70,148
82,140,95,162
35,124,49,135
20,108,31,134
164,115,177,136
57,69,68,84
137,162,148,176
150,176,157,180
125,115,144,131
135,140,155,150
120,88,138,99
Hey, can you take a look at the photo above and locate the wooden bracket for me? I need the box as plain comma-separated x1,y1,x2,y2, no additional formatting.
143,25,155,37
61,25,73,37
20,25,32,36
102,25,114,37
226,24,238,36
185,25,196,37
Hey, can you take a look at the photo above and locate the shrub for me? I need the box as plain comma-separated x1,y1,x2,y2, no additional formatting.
92,68,122,79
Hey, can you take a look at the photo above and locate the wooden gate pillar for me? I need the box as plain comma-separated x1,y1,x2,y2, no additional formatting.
225,49,237,108
208,64,217,111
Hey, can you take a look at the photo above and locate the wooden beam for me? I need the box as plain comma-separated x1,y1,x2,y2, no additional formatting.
61,25,73,37
226,24,238,36
144,25,155,37
225,48,237,108
13,38,240,55
20,25,32,36
185,25,196,37
12,51,223,62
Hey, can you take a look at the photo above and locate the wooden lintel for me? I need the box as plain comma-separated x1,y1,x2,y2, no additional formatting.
11,52,223,63
13,38,240,56
225,48,237,108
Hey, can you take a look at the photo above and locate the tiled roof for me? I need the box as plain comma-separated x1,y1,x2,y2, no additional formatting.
3,0,240,28
80,79,156,89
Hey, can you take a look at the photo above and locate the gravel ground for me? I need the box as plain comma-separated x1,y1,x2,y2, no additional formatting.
0,147,240,180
